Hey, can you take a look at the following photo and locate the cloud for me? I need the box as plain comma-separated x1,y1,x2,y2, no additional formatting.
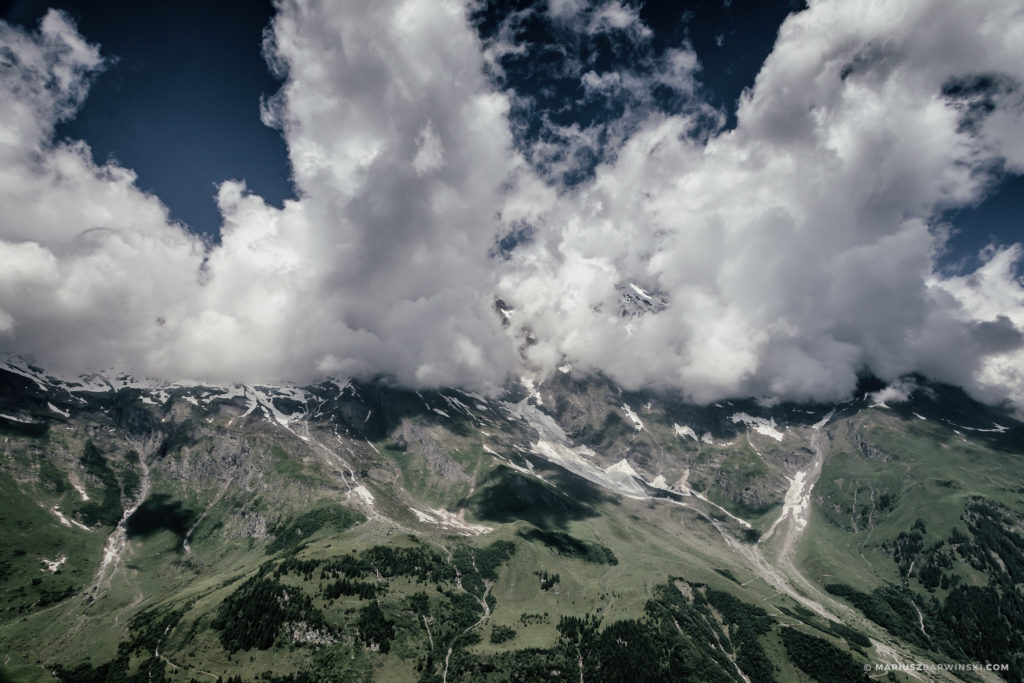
475,0,714,185
936,244,1024,403
1,0,1023,408
0,11,206,375
0,4,518,390
495,0,1024,404
868,378,918,407
0,10,103,142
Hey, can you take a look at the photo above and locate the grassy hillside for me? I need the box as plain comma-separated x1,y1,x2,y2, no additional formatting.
1,366,1022,681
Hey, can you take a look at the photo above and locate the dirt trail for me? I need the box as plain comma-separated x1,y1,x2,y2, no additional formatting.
155,651,218,681
422,615,435,650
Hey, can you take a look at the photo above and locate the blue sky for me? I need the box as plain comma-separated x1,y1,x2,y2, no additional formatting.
1,0,1022,405
5,0,292,238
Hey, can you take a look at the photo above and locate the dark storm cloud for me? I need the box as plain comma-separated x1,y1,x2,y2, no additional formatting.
969,316,1024,355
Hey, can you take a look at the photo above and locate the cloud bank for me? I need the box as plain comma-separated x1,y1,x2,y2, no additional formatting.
1,0,1023,406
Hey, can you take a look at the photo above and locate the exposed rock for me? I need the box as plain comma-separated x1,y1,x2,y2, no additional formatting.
397,422,470,483
853,434,895,461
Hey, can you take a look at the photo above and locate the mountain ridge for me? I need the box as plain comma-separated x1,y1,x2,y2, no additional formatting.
1,356,1023,681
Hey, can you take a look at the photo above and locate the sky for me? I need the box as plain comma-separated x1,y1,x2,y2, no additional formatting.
3,0,291,237
0,0,1023,407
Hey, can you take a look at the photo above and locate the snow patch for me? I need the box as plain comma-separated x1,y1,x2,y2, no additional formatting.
673,423,698,441
687,488,753,528
246,386,309,437
2,356,176,398
520,376,543,405
460,390,488,404
530,438,647,497
149,388,171,405
605,458,641,479
628,282,653,301
621,403,644,431
49,506,90,531
72,481,89,502
760,470,812,543
506,399,745,513
240,394,259,417
67,374,114,394
483,444,546,481
746,435,764,461
811,409,835,431
209,385,247,403
1,358,51,391
441,394,475,417
730,413,784,441
949,421,1010,433
40,555,66,573
47,402,69,417
410,507,492,536
350,485,375,508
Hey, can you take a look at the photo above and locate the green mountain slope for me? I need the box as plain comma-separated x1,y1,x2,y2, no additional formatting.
0,359,1021,682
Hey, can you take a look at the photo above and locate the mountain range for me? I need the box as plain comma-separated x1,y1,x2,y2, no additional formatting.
1,355,1023,682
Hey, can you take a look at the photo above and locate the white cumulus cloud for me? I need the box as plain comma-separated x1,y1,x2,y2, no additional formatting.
496,0,1024,404
0,0,1023,408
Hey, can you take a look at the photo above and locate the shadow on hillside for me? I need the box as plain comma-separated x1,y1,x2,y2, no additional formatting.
464,463,610,530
